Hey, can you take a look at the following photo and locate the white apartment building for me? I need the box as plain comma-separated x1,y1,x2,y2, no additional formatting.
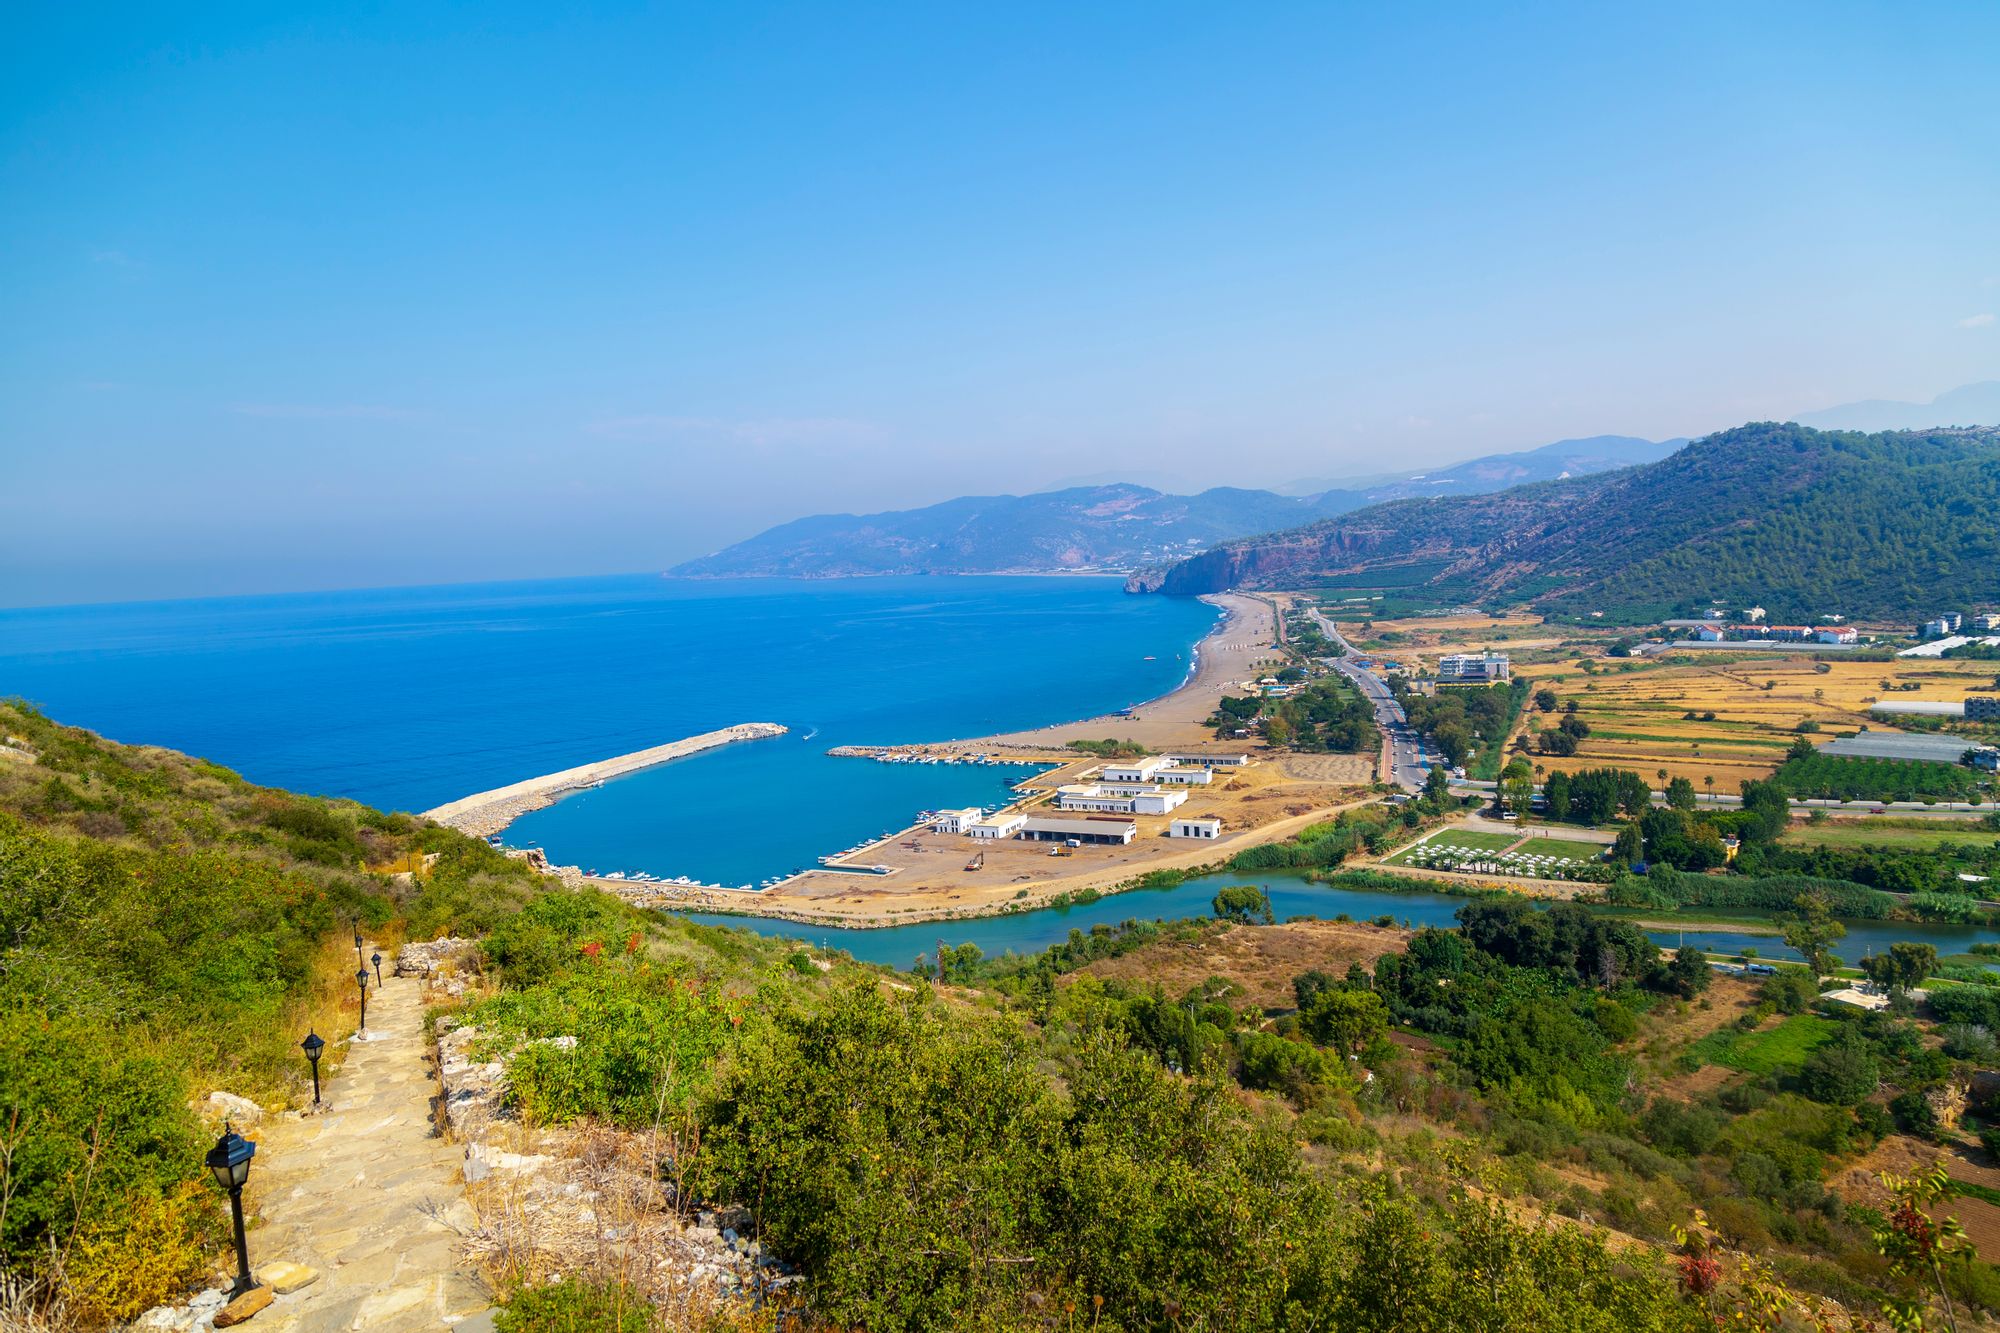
1436,652,1511,683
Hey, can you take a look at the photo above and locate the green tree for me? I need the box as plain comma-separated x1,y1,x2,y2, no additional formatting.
1780,890,1847,978
1862,941,1937,999
1300,988,1390,1055
1665,776,1697,811
1212,885,1275,925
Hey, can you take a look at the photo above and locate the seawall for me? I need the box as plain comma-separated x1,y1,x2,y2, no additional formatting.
422,723,788,836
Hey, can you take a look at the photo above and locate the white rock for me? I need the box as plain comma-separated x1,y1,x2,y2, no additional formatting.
133,1307,197,1331
204,1092,263,1125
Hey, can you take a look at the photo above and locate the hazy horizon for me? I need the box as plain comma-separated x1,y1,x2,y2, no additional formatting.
6,4,1997,607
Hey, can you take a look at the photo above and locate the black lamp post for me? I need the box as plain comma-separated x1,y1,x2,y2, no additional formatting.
301,1029,325,1105
356,967,370,1031
205,1124,257,1295
353,920,364,967
371,950,384,987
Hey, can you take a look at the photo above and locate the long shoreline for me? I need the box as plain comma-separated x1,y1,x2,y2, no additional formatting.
422,723,788,837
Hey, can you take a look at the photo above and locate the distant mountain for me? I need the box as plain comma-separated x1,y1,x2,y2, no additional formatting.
672,434,1680,578
1131,423,2000,623
1794,380,2000,432
669,484,1342,578
1279,434,1681,498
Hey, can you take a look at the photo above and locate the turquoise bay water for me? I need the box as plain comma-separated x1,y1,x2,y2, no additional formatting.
0,575,1216,884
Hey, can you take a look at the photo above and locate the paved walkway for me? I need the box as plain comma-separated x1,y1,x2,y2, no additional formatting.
245,956,491,1332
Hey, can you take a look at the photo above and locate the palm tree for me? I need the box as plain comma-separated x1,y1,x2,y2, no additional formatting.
1704,774,1715,804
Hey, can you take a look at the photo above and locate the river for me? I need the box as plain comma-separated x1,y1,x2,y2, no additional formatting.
677,871,2000,971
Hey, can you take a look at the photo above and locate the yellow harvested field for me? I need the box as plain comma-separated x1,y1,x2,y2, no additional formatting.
1328,613,1619,673
1509,655,2000,787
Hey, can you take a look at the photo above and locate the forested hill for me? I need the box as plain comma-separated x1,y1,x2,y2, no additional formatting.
1131,423,2000,622
670,436,1676,578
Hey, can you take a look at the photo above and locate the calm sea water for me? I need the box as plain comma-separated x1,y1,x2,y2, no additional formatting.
0,575,1217,883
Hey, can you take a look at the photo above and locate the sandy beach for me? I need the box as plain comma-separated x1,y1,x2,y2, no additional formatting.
423,722,788,837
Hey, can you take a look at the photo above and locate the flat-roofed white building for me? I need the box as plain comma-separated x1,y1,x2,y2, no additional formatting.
1164,753,1251,768
966,813,1027,840
1153,766,1213,785
1102,756,1176,783
929,807,984,834
1019,816,1136,845
1054,784,1187,815
1170,816,1223,839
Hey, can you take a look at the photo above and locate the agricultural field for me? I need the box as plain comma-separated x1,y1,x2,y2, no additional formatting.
1773,753,1982,802
1323,610,1620,674
1510,653,2000,788
1781,820,2000,852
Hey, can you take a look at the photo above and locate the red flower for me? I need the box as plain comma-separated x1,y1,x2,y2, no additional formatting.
581,940,603,959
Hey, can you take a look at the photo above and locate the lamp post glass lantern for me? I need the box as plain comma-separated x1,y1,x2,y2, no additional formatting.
356,968,369,1030
206,1125,257,1295
301,1029,325,1105
372,950,383,987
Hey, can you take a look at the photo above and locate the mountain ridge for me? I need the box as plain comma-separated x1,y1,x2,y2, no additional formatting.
1130,422,2000,622
669,435,1680,579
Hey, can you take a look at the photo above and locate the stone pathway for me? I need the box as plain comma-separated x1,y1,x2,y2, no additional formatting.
244,956,491,1332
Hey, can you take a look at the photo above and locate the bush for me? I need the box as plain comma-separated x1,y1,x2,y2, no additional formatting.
495,1277,657,1333
469,966,742,1127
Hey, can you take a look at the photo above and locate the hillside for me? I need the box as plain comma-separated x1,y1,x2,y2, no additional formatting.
670,436,1678,578
1277,433,1681,498
1133,423,2000,621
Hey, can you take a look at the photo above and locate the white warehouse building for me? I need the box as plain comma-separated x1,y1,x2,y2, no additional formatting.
1054,784,1188,815
1170,817,1223,839
966,813,1027,840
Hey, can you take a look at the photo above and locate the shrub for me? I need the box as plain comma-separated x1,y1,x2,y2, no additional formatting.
495,1277,657,1333
470,968,742,1126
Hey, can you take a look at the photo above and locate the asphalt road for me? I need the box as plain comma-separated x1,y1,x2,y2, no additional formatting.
1310,607,1430,792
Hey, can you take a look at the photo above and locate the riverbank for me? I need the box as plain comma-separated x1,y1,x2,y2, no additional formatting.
423,723,788,836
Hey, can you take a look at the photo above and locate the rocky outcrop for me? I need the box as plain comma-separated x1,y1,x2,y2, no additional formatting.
436,1021,799,1315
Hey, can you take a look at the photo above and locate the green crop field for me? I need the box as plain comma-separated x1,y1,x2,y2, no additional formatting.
1781,823,2000,852
1689,1014,1838,1075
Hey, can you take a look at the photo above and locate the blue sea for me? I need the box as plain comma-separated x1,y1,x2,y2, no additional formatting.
0,575,1217,885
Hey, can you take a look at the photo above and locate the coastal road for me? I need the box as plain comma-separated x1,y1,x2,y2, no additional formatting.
1307,606,1428,792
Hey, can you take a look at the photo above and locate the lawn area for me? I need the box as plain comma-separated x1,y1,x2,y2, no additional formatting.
1782,822,2000,852
1510,837,1610,862
1384,827,1520,866
1689,1014,1839,1075
1425,829,1521,852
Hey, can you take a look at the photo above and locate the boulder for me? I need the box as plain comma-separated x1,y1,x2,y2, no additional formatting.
253,1260,319,1294
213,1286,273,1327
205,1091,263,1125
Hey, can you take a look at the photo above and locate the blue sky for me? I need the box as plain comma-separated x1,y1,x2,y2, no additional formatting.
4,2,1997,605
